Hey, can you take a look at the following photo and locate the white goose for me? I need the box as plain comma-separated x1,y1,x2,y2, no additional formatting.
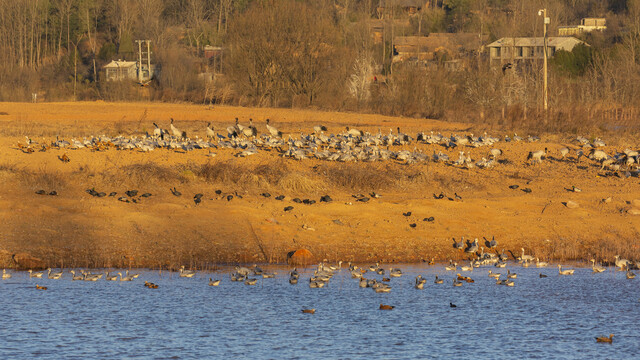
105,272,118,281
28,269,44,278
179,266,196,278
117,272,134,281
2,269,11,280
70,270,83,281
460,262,473,272
535,258,548,267
614,255,630,271
445,260,457,271
520,248,535,263
47,268,63,280
590,259,606,273
558,265,575,275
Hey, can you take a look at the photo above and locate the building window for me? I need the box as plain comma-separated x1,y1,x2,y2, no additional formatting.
517,47,523,57
492,47,501,58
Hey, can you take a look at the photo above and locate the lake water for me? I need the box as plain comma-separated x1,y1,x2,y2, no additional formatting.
1,264,637,359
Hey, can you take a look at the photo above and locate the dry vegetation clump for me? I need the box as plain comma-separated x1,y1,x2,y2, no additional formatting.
118,163,188,186
19,166,67,190
277,173,326,194
316,163,405,191
0,162,17,173
194,161,248,184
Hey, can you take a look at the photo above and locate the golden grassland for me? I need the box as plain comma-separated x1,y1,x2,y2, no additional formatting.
0,101,639,269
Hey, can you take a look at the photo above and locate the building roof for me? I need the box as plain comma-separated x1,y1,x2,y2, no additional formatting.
379,0,425,8
395,33,487,52
103,60,137,69
487,37,586,48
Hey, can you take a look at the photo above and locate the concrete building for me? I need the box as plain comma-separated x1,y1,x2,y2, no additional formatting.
103,59,155,82
393,33,487,69
487,37,586,67
103,60,138,81
558,18,606,36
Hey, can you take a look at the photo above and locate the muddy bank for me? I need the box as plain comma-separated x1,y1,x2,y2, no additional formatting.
0,102,639,268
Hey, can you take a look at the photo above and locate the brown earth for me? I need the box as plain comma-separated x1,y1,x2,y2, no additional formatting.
0,101,639,269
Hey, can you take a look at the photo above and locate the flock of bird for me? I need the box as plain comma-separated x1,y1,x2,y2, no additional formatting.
4,251,637,288
15,118,640,175
3,254,634,342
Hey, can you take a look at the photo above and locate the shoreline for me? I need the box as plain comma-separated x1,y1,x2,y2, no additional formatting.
0,102,639,269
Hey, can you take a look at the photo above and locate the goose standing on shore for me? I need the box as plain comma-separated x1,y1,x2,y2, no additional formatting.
452,237,464,250
465,238,478,254
614,255,630,271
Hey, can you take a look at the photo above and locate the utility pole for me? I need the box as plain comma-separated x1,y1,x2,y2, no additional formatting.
538,9,549,111
136,40,143,83
135,39,152,83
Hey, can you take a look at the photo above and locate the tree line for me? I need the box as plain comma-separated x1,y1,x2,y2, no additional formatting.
1,0,640,132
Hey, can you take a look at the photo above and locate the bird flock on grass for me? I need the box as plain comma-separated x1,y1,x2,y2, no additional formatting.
15,118,640,176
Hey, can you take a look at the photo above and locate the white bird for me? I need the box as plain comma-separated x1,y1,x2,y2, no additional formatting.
614,255,630,271
591,259,606,273
527,148,547,163
559,147,569,159
28,269,44,278
535,258,548,267
445,261,457,271
47,268,63,280
170,118,183,138
117,272,134,281
520,248,535,263
70,270,83,281
558,265,575,275
206,123,216,139
2,269,11,280
460,262,473,272
105,272,118,281
179,266,196,278
266,119,282,138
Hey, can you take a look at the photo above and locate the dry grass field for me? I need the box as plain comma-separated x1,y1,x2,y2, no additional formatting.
0,101,639,269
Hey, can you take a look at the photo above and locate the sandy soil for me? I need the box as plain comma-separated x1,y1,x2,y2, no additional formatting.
0,101,639,269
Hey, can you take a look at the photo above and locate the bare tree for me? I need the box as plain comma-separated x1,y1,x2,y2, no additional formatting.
348,53,374,106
